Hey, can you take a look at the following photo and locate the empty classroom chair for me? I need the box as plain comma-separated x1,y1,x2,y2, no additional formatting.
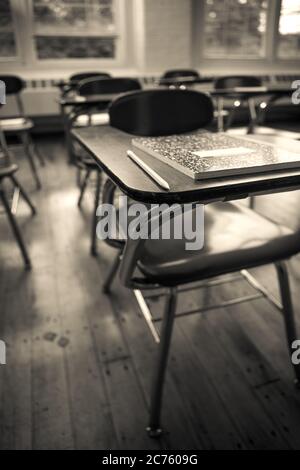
72,77,142,256
0,75,43,189
61,72,111,98
214,75,263,132
160,69,200,87
0,127,36,269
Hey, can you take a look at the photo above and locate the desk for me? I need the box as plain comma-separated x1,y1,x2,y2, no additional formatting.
62,85,294,163
72,125,300,205
58,94,116,163
210,85,293,133
72,126,300,435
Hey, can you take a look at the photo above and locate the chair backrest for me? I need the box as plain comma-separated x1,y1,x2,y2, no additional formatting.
162,69,200,80
0,75,25,117
0,75,25,95
215,75,262,90
109,89,214,136
70,72,111,83
78,77,141,96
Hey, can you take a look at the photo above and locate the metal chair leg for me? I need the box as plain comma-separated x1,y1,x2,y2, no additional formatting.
77,169,90,208
0,186,31,270
247,98,258,135
76,165,82,187
91,171,101,257
249,196,255,210
147,287,177,438
102,251,121,294
27,133,45,167
275,261,300,386
217,97,224,132
224,107,236,132
21,131,42,190
10,175,36,215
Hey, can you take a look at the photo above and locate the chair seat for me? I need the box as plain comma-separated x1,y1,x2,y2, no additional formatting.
74,113,109,127
0,117,33,132
137,202,299,287
0,163,18,178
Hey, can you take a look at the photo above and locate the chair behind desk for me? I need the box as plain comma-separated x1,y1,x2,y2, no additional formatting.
214,75,263,132
160,69,200,87
109,88,213,136
215,75,262,90
0,75,43,189
73,77,142,256
77,77,141,96
70,72,111,83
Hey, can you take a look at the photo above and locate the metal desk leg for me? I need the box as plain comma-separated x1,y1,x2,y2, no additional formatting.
0,186,31,269
217,97,224,132
147,288,177,438
20,131,42,190
275,262,300,386
247,98,258,135
91,171,101,257
61,104,74,165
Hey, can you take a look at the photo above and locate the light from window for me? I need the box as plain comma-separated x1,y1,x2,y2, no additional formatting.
0,0,17,59
278,0,300,58
32,0,116,60
202,0,268,58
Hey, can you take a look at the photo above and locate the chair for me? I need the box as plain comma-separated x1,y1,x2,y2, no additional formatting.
0,127,36,269
214,75,263,133
78,77,142,96
61,72,111,98
160,69,200,87
72,78,142,256
0,75,43,189
103,89,300,437
109,88,213,136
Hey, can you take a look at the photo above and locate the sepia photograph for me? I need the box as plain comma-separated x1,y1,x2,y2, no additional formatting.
0,0,300,454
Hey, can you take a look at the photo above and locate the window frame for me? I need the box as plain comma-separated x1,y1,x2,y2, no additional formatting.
200,0,270,60
0,0,128,71
193,0,300,71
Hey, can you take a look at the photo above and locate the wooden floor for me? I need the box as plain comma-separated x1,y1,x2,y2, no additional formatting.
1,135,300,450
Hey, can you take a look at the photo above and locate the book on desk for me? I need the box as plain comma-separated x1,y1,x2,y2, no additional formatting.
132,131,300,180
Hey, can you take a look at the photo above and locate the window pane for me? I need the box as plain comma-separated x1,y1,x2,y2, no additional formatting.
33,0,115,32
32,0,116,60
0,32,16,58
35,36,115,59
0,0,16,58
0,0,14,28
203,0,268,58
278,0,300,58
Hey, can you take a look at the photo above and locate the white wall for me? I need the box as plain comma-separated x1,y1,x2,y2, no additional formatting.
143,0,192,71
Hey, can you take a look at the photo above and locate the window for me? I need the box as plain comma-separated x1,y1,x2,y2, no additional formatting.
202,0,268,58
31,0,117,60
278,0,300,58
0,0,17,59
